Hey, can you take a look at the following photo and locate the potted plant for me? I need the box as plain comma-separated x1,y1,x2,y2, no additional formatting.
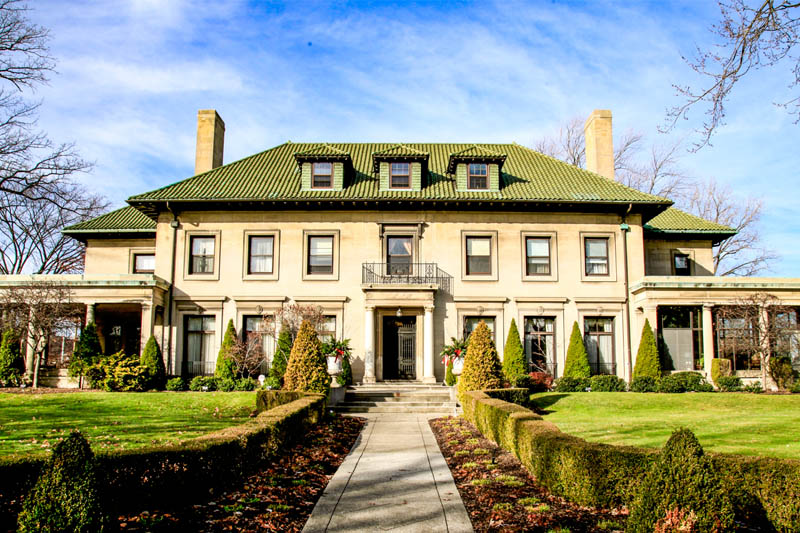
441,336,468,379
321,338,350,376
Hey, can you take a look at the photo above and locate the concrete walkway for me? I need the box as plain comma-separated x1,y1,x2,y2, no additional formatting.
303,413,473,533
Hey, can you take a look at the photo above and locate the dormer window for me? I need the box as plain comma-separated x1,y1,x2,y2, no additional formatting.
390,162,410,189
468,163,488,189
312,162,332,188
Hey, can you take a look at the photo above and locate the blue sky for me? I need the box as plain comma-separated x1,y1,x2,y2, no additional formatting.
30,0,799,276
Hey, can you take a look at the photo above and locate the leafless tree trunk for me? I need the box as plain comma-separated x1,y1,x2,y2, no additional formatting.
1,281,81,387
663,1,800,150
229,332,266,378
262,303,327,340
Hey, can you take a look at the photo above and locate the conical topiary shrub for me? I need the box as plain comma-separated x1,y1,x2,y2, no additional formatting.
563,321,591,379
215,319,237,380
0,328,22,386
283,320,330,395
68,322,102,385
633,319,661,380
628,428,734,533
457,321,504,401
502,318,526,386
17,431,109,532
445,359,456,386
140,335,166,390
269,325,292,385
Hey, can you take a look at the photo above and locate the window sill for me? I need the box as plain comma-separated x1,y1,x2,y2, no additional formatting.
243,273,279,281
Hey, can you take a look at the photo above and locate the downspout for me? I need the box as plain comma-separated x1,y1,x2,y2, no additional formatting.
621,204,633,382
165,202,180,374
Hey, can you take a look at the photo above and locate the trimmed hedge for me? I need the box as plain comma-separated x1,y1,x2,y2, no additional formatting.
461,390,800,531
717,375,743,392
553,376,590,392
590,375,627,392
658,371,714,393
0,393,326,526
630,376,659,393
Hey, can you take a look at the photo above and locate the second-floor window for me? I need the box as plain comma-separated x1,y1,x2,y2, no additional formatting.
674,253,690,276
390,162,410,188
312,162,332,188
584,237,609,276
308,235,334,275
465,236,492,275
190,236,215,274
133,253,155,273
248,235,274,275
468,163,488,189
387,236,412,275
525,237,551,275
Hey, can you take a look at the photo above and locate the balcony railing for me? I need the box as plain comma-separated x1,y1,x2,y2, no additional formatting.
183,360,215,378
362,262,452,292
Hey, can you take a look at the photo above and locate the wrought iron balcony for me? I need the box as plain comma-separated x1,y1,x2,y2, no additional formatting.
362,262,452,292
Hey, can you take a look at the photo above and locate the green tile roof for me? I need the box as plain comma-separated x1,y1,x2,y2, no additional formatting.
644,207,737,241
128,142,670,207
62,206,156,236
447,144,507,173
294,144,352,161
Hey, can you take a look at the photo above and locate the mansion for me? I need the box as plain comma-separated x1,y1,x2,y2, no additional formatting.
5,109,800,386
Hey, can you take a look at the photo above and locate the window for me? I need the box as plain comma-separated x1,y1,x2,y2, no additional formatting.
133,253,155,273
465,236,492,275
584,317,615,375
387,236,413,275
673,253,691,276
463,316,495,343
318,315,336,342
312,162,332,188
525,237,551,276
584,237,609,276
524,317,555,374
190,236,215,274
307,235,334,275
659,306,703,371
248,235,274,275
772,308,800,368
243,315,275,375
468,163,488,189
184,315,215,377
716,311,761,371
390,162,410,188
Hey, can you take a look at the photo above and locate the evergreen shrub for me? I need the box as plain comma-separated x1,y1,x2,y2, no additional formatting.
563,322,590,379
633,319,660,379
217,377,237,392
139,336,166,390
590,375,627,392
502,319,526,386
86,351,148,392
792,381,800,393
269,324,292,386
0,329,22,386
630,376,659,393
711,358,732,387
165,377,186,391
769,354,796,390
189,376,218,392
743,381,763,394
17,431,109,533
68,322,102,383
215,319,237,380
283,320,330,395
554,376,590,392
457,321,504,401
658,372,713,393
236,377,257,391
337,353,353,386
445,359,456,386
628,428,734,533
717,375,743,392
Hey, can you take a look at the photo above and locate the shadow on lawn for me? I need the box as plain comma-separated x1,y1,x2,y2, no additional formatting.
528,393,570,414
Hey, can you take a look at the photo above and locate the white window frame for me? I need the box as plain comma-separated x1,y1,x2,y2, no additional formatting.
302,230,340,281
579,231,617,282
520,231,558,282
242,230,280,281
461,230,498,281
128,247,156,274
183,230,221,281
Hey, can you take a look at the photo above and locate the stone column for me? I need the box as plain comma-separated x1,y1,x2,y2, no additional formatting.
363,305,376,384
140,304,154,354
702,305,714,378
24,308,36,377
86,303,96,324
422,305,436,383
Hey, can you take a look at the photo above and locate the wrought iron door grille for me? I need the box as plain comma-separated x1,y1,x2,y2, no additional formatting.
398,326,416,379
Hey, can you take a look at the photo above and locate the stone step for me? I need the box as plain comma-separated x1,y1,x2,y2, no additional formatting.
344,392,451,402
332,405,457,414
339,401,456,408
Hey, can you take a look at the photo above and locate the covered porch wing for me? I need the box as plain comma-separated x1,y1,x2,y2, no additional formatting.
631,276,800,386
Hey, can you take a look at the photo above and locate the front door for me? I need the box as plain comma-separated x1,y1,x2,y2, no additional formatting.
382,316,417,380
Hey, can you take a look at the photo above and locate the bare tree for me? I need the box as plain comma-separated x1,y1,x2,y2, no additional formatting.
229,332,266,378
686,178,776,276
0,187,106,274
714,292,795,389
1,281,81,388
262,303,327,340
616,140,693,200
663,1,800,150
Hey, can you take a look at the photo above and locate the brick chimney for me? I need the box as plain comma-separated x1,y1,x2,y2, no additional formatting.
194,109,225,175
584,109,614,180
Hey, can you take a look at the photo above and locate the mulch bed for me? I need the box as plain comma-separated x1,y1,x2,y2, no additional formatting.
430,416,627,532
110,414,365,532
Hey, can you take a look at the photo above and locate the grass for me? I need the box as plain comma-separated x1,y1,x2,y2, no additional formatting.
0,391,255,457
530,392,800,459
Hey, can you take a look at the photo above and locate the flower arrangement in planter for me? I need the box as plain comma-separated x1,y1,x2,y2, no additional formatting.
321,338,351,376
441,337,469,377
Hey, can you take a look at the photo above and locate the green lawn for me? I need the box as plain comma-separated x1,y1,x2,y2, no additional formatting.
0,391,256,457
530,392,800,460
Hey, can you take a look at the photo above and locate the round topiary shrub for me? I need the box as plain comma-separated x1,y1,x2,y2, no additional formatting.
553,376,590,392
457,321,503,401
283,320,330,395
633,319,660,380
17,431,109,532
630,376,659,393
628,428,734,533
139,335,166,390
165,376,186,391
563,321,591,379
502,318,526,386
589,374,627,392
217,377,237,392
658,372,713,393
